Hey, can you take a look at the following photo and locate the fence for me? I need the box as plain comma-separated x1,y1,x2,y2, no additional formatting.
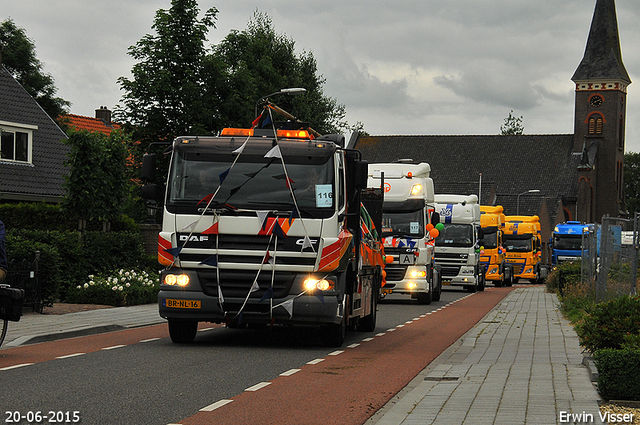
582,215,639,302
4,251,42,313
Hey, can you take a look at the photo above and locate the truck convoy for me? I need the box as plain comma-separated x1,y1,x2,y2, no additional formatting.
367,162,441,304
141,110,385,347
433,194,484,292
503,215,543,283
551,221,593,267
479,205,512,287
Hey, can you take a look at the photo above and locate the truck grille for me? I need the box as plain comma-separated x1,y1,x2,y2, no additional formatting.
198,269,295,299
385,265,408,281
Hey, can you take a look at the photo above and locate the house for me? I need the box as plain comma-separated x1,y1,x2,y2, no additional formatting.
352,0,630,258
0,56,69,203
64,107,120,136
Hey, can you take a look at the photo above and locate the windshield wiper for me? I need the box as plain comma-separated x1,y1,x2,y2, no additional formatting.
247,201,317,218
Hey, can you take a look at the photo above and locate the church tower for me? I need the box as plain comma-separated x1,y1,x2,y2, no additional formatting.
572,0,630,222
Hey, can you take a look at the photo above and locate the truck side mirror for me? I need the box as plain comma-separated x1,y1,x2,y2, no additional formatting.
141,183,161,201
141,153,156,183
431,211,440,225
477,228,485,240
353,160,369,189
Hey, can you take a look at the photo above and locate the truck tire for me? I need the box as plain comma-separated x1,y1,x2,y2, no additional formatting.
432,265,442,302
505,265,513,287
324,295,347,347
478,271,485,292
168,319,198,344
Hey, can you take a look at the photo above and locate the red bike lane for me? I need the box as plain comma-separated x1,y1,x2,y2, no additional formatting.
179,286,515,425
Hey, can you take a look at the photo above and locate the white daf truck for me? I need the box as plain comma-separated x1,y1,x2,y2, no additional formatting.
367,162,441,304
433,194,484,292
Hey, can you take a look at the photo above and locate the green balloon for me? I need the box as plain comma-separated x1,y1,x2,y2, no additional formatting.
435,223,444,231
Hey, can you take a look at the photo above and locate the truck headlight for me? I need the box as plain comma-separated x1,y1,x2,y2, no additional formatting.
304,278,334,292
489,267,498,274
164,274,190,286
409,270,426,278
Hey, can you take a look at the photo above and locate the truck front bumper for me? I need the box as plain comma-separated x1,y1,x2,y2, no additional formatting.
158,290,342,326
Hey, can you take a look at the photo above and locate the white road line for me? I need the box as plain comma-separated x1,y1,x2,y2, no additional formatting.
140,338,161,343
362,337,374,342
375,332,386,336
347,343,360,348
56,353,85,359
307,358,325,365
200,399,233,412
1,363,33,371
280,368,301,376
328,350,344,356
386,328,396,332
102,345,127,350
245,382,271,392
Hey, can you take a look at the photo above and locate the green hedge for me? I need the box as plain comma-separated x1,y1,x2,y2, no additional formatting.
0,203,139,232
594,349,640,401
6,229,157,303
574,295,640,352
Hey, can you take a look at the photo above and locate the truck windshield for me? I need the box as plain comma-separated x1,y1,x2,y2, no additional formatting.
503,235,531,252
553,235,583,250
480,228,499,249
166,144,336,218
435,223,473,247
381,210,425,238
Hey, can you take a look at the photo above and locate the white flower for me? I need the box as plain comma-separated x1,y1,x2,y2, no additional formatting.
76,285,82,289
118,286,124,291
88,275,94,279
84,283,89,288
126,283,130,287
112,286,118,291
89,281,94,286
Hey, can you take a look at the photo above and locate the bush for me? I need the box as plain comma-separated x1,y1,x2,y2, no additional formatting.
594,348,640,401
5,229,157,301
65,268,159,306
574,295,640,352
546,261,582,295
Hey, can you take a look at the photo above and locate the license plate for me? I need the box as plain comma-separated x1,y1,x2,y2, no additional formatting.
399,254,415,265
164,299,201,309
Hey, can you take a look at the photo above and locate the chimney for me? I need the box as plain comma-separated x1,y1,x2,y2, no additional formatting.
95,106,112,126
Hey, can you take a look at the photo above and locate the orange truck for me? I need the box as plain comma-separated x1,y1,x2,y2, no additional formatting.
479,206,512,287
503,215,544,284
141,118,384,347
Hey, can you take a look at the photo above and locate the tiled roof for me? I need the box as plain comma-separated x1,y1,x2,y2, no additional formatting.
0,65,69,201
64,114,121,136
353,134,579,224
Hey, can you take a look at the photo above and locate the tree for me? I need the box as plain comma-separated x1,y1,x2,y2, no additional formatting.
209,11,346,134
62,130,129,231
116,0,219,169
624,152,640,215
500,110,524,135
0,19,71,120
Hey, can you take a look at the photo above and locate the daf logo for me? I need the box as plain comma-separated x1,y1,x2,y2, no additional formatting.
180,235,209,242
296,238,318,246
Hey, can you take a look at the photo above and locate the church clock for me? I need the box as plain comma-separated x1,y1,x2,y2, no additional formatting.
589,95,603,107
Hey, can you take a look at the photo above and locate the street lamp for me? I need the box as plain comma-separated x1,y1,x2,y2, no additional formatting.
254,87,307,117
517,189,541,215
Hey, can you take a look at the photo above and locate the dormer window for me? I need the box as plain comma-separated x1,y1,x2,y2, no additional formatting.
588,114,603,135
0,121,36,163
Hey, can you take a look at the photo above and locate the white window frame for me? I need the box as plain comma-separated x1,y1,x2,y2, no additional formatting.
0,120,37,164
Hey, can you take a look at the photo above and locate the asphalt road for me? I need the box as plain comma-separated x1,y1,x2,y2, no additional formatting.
0,287,491,425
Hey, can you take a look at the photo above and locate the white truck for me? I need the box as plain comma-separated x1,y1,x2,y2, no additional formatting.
141,119,385,347
433,194,485,292
367,162,441,304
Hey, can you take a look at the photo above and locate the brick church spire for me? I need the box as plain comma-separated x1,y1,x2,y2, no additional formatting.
572,0,630,84
572,0,630,221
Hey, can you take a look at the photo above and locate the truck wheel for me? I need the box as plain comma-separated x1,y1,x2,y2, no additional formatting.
432,265,442,302
417,290,432,305
505,265,513,287
168,319,198,344
324,295,347,347
478,272,485,292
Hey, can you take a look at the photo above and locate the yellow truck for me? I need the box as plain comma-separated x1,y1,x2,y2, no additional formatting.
479,206,512,287
503,215,543,284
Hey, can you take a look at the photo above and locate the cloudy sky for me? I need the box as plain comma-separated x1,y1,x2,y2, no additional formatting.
4,0,640,151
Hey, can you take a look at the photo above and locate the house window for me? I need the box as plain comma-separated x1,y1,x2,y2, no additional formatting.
0,121,36,163
618,115,624,150
588,114,603,135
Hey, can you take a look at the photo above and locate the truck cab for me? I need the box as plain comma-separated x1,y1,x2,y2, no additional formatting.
479,205,512,287
367,162,441,304
551,221,593,267
433,194,484,292
503,215,543,283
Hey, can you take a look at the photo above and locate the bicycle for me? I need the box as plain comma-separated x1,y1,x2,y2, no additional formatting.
0,284,9,347
0,283,24,348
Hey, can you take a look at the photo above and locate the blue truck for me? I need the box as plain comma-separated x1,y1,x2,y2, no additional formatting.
551,221,596,267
